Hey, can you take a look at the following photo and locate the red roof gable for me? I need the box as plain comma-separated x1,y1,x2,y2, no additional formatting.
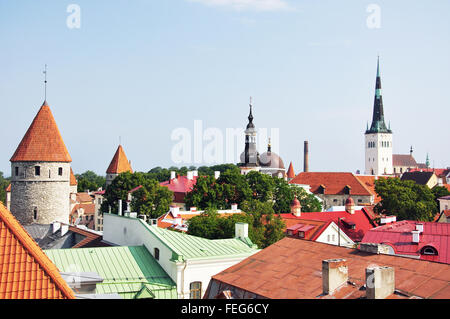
106,145,133,174
361,221,450,264
5,184,11,193
280,209,376,242
289,172,372,196
10,101,72,163
0,202,75,299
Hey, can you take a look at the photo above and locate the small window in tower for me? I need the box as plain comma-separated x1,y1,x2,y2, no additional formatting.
35,166,40,176
15,167,19,176
33,208,38,221
58,167,63,176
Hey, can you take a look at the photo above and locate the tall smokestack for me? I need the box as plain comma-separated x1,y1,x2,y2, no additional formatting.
304,141,309,172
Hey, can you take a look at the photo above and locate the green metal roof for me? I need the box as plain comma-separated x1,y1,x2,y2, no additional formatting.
45,246,177,299
105,214,260,262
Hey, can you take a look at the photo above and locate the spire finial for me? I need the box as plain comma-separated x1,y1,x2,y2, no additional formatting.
246,96,254,129
268,137,272,152
43,64,48,101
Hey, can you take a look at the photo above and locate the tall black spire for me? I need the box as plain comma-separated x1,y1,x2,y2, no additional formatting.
366,57,392,134
247,97,255,129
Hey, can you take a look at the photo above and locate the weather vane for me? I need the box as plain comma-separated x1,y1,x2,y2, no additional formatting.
43,64,48,101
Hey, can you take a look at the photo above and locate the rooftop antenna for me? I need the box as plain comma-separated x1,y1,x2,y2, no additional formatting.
43,64,48,101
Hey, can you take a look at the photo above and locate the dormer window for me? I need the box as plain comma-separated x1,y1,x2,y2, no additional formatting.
318,185,326,195
35,166,40,176
421,246,438,256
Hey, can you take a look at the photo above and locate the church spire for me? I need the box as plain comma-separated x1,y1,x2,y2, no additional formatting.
247,97,255,129
366,56,392,134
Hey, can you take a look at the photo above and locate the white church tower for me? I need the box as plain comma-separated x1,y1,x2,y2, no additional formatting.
365,57,393,176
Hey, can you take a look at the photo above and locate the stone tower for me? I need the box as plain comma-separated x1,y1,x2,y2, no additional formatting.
365,57,393,176
10,101,72,225
105,145,133,187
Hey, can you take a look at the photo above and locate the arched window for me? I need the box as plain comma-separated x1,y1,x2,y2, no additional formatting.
190,282,202,299
421,246,438,256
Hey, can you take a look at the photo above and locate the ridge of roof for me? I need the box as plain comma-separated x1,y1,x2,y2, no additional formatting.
10,102,72,163
0,202,75,299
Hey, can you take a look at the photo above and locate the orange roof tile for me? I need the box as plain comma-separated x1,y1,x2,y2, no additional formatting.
5,184,11,192
286,162,295,179
106,145,133,174
289,172,373,196
10,101,72,163
70,168,77,186
0,203,75,299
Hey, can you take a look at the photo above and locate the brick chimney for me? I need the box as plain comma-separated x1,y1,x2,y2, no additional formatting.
322,259,348,295
304,141,309,172
365,266,395,299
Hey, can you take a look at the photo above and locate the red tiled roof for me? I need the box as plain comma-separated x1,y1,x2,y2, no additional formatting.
209,237,450,299
280,209,376,242
0,203,75,299
71,203,96,216
76,193,94,204
106,145,133,174
286,162,295,179
289,172,372,196
361,221,450,264
443,185,450,192
355,175,384,204
160,176,198,194
10,101,72,163
70,168,77,186
282,217,330,241
5,184,11,193
393,154,417,167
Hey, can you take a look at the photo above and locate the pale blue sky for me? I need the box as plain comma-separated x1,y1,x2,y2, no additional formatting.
1,0,449,176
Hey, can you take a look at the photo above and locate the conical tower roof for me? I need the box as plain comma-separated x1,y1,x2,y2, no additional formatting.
287,162,295,179
106,145,133,174
10,101,72,162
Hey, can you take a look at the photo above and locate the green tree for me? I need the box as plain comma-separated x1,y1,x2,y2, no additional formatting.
0,172,11,205
272,178,322,214
184,175,225,209
131,179,173,218
374,178,437,221
76,170,106,192
245,171,275,202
